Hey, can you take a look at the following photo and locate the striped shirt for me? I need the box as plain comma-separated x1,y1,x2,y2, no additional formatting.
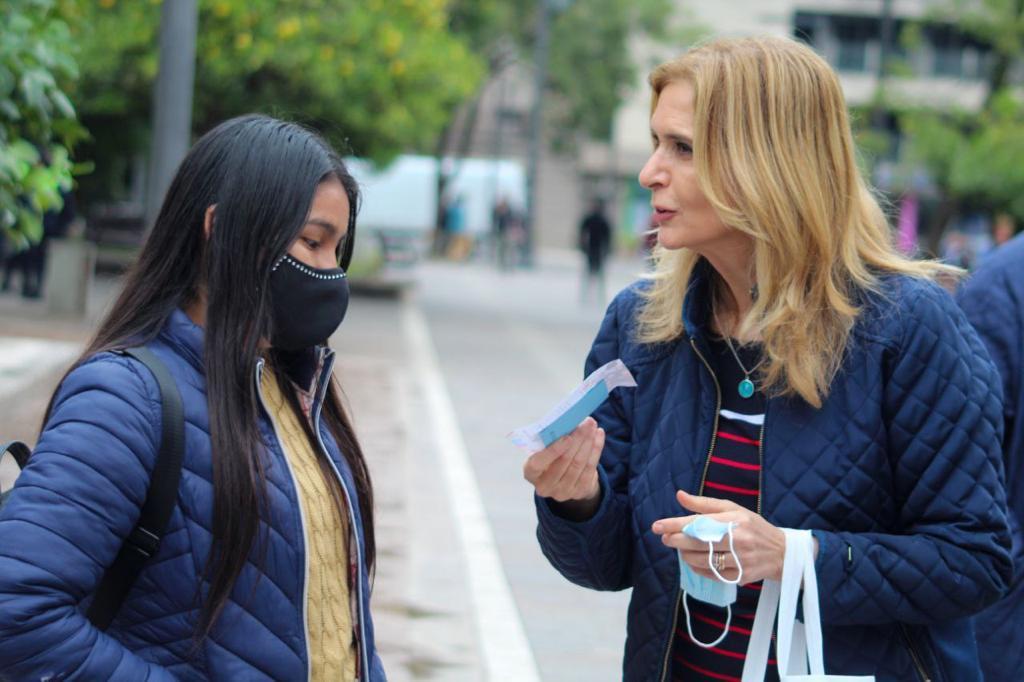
672,337,778,682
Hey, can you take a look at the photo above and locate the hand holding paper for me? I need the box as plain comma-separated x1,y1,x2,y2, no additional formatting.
508,359,636,453
516,359,636,512
522,417,606,507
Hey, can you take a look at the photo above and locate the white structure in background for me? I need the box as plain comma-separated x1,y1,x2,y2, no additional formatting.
347,155,527,237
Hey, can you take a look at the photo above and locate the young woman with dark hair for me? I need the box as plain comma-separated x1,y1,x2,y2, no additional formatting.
0,114,385,680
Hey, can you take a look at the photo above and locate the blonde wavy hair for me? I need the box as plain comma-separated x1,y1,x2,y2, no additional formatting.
637,36,957,408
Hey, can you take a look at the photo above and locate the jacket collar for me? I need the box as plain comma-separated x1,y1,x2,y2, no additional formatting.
160,309,335,400
160,308,206,372
681,257,716,342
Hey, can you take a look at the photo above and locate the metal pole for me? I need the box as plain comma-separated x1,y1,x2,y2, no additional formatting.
872,0,894,130
145,0,198,231
524,0,552,267
489,69,509,203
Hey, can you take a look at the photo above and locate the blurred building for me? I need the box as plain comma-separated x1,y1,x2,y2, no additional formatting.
450,1,1019,252
443,56,585,255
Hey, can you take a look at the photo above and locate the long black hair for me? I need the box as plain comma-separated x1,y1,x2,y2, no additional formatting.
44,114,374,639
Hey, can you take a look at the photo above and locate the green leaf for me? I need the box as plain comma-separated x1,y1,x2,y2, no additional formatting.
16,206,43,243
1,0,81,245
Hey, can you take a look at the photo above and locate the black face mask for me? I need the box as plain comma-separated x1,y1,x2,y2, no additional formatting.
268,254,349,350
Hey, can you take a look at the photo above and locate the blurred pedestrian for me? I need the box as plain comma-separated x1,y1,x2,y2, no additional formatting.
525,36,1010,681
940,230,972,269
957,232,1024,682
432,195,452,257
0,115,385,680
992,213,1015,247
0,244,23,295
493,196,515,270
24,188,75,298
578,197,612,304
445,194,472,261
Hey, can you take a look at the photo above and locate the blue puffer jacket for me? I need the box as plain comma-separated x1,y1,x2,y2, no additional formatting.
957,234,1024,682
0,309,385,681
536,264,1012,682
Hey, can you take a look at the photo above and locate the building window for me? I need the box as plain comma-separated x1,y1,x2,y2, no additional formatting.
834,16,877,73
791,12,994,81
793,11,817,46
930,25,964,77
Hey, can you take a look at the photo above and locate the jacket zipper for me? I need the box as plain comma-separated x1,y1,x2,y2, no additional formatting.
899,624,933,682
255,360,313,682
256,353,370,681
311,349,371,681
756,415,765,517
659,338,723,681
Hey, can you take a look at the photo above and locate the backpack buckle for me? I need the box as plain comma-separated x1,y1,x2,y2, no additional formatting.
126,526,160,558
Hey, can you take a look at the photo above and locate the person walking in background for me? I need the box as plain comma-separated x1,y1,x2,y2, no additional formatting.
492,196,516,270
445,194,472,261
24,187,76,298
0,115,385,680
432,195,452,258
578,197,613,304
957,230,1024,681
524,37,1010,681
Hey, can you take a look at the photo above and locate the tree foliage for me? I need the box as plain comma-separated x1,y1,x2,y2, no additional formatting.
548,0,671,142
0,0,83,247
445,0,672,146
69,0,486,201
946,94,1024,218
55,0,674,208
900,0,1024,225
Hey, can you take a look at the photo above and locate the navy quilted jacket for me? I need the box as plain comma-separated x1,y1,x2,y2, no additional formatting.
957,234,1024,682
0,310,385,681
536,264,1012,682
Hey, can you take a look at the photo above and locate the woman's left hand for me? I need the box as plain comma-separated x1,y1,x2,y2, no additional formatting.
651,490,787,585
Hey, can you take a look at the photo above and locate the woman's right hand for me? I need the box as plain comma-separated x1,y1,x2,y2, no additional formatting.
523,417,605,509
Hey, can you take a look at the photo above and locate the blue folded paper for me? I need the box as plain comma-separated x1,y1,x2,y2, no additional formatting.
538,380,610,447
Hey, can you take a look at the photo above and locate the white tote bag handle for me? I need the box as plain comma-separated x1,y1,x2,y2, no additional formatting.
741,529,874,682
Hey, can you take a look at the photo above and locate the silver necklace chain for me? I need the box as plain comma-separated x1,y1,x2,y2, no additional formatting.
712,308,765,377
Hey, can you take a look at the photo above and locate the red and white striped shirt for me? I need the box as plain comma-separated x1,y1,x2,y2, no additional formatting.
672,337,778,682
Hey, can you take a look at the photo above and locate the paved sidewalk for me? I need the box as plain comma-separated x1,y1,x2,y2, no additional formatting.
333,297,487,680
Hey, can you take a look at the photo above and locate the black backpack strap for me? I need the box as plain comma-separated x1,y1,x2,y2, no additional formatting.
86,346,185,630
0,441,31,469
0,441,31,506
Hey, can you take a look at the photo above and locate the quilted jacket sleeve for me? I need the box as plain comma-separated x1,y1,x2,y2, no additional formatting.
0,354,177,681
956,262,1020,450
813,281,1013,626
534,290,636,591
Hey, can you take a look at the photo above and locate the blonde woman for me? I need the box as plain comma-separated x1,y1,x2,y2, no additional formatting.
525,37,1011,681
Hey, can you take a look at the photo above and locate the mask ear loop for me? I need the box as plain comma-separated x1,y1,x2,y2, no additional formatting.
683,591,732,649
682,523,744,649
684,524,741,647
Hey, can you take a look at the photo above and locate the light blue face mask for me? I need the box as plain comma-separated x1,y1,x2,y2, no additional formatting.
678,516,743,648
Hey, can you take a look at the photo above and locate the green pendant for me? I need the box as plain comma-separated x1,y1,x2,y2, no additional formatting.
738,378,755,398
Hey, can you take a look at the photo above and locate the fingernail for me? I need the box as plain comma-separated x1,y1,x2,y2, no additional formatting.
652,522,662,533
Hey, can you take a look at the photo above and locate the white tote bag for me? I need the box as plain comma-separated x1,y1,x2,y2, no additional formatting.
741,529,874,682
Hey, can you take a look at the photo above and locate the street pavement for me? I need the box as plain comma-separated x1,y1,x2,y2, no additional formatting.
0,250,651,680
